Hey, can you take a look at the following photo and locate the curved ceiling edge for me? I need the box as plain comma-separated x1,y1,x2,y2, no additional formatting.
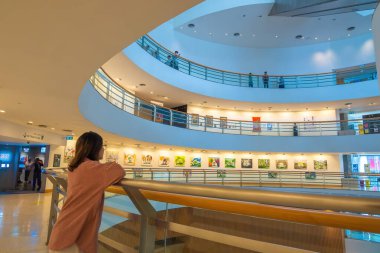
124,43,379,104
172,0,274,27
374,4,380,89
79,81,380,153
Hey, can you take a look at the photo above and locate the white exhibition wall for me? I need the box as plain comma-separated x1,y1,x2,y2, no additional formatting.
149,22,375,75
125,43,379,104
373,4,380,90
101,146,341,171
79,82,380,153
188,106,337,122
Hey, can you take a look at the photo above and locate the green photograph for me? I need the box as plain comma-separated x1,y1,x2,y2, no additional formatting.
224,158,236,168
258,159,270,169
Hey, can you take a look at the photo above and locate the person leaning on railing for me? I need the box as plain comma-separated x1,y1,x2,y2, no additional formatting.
263,71,269,88
48,131,125,253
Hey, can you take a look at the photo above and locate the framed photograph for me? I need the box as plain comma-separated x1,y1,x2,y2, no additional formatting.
220,117,227,129
190,157,201,167
208,157,220,168
241,158,253,169
258,159,270,169
159,156,170,167
191,114,199,125
175,156,186,167
53,154,61,167
224,158,236,168
124,153,136,166
305,172,317,180
105,151,119,163
314,160,327,170
64,140,75,163
294,160,307,170
268,172,278,179
206,115,213,127
141,154,153,167
217,170,226,178
276,160,288,169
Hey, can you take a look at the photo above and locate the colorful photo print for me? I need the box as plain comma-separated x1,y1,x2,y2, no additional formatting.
241,158,253,169
105,151,119,163
53,154,61,167
276,160,288,170
224,158,236,168
159,156,170,167
175,156,186,167
314,160,327,170
217,170,226,178
190,157,202,167
208,157,220,168
141,154,153,167
133,168,143,178
258,159,270,169
294,160,307,170
124,153,136,166
64,140,76,163
268,172,278,179
191,114,199,125
305,172,317,180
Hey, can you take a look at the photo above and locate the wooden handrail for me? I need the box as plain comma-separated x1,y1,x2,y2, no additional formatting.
106,185,380,234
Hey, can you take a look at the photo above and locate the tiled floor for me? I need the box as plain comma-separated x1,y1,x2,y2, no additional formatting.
0,193,51,253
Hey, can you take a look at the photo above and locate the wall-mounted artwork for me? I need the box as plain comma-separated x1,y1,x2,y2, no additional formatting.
133,168,143,178
175,156,186,167
141,154,153,167
105,150,119,163
276,160,288,169
191,114,199,125
124,153,136,166
268,172,278,179
208,157,220,168
159,156,170,167
63,140,75,163
258,159,270,169
224,158,236,168
190,157,201,167
53,154,61,167
305,172,317,180
217,170,226,178
314,160,327,170
294,160,307,170
206,115,213,127
241,159,253,169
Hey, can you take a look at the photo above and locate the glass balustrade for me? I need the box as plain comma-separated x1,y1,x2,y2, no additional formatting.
136,35,377,88
89,69,380,137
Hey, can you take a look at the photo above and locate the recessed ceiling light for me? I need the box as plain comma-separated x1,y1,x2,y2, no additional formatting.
369,28,372,31
139,83,146,86
275,35,279,38
117,78,122,81
0,110,5,113
164,96,169,100
209,32,213,36
347,26,355,31
150,91,154,94
347,34,351,37
193,30,197,33
225,33,228,36
51,127,55,130
295,35,303,39
27,121,33,124
314,37,318,40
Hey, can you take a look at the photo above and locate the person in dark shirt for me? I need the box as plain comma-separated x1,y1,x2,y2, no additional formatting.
32,157,43,191
248,73,253,87
263,71,269,88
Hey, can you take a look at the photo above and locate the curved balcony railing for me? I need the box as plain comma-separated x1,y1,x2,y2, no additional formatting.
136,35,378,88
90,69,380,137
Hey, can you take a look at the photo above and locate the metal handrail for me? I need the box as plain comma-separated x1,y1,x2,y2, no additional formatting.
89,69,380,137
137,34,377,88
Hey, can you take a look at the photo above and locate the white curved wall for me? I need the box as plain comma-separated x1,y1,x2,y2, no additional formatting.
79,82,380,153
149,22,375,75
124,43,379,104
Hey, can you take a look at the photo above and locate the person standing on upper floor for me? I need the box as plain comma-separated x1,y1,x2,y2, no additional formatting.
166,55,174,68
248,73,253,87
32,157,42,191
173,50,180,70
293,123,299,136
24,158,33,186
279,76,285,88
263,71,269,88
48,131,125,253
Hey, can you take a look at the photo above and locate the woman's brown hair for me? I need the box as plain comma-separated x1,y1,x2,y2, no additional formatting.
68,131,103,172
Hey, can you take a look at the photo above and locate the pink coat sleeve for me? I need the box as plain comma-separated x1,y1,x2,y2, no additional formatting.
102,162,125,187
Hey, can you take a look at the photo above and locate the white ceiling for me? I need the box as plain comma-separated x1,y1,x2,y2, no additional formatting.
103,52,380,112
175,3,374,48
